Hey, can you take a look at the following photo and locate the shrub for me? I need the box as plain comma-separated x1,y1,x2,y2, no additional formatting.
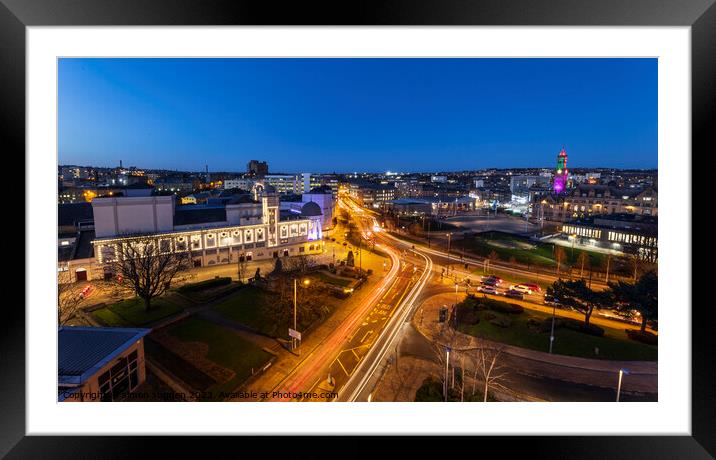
539,317,604,336
414,377,443,402
178,277,232,293
626,329,658,345
454,304,480,325
539,317,559,333
560,319,605,337
526,317,541,331
489,301,524,315
489,317,512,328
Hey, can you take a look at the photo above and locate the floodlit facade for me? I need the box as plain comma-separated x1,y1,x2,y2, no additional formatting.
83,191,323,280
531,184,658,222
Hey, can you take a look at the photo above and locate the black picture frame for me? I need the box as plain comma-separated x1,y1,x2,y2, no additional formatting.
3,0,710,456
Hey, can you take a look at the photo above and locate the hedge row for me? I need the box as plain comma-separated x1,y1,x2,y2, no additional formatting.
539,317,605,337
626,329,658,345
178,277,232,293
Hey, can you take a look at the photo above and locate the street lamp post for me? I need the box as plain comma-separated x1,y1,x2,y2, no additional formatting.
454,283,459,326
359,237,362,276
292,278,310,353
549,302,556,354
444,347,451,402
617,369,625,402
293,278,298,351
446,233,452,273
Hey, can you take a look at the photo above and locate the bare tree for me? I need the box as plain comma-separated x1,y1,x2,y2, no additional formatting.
283,254,317,274
488,250,500,264
237,256,249,283
471,343,509,402
104,234,191,311
57,270,87,325
429,311,472,401
554,245,566,277
577,251,590,278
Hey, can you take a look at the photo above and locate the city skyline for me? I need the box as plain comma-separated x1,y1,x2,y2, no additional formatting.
59,58,657,172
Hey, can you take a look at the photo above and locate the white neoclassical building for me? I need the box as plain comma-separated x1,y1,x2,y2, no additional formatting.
75,190,323,281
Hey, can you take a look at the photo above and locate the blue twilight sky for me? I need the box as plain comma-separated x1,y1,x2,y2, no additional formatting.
58,58,657,173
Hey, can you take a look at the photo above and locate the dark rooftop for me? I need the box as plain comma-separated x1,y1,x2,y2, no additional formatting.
58,243,75,262
568,213,657,234
75,230,96,259
301,201,322,217
173,206,227,226
307,185,333,194
58,202,94,227
281,193,303,203
58,327,150,385
280,209,304,221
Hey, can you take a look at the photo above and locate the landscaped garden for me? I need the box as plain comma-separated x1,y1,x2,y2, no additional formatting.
156,317,273,401
452,295,657,361
212,285,282,336
175,276,243,302
92,295,187,327
310,271,355,288
211,282,337,338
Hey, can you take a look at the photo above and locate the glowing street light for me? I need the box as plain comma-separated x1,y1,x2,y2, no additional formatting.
616,368,630,402
291,278,311,353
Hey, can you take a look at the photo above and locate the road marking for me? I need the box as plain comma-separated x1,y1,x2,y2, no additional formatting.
335,357,351,376
360,330,374,343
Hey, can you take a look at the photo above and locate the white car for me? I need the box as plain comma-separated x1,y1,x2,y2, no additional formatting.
477,285,499,295
508,284,532,295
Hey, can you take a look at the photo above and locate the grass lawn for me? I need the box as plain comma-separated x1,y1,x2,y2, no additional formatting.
93,308,128,327
93,296,184,327
453,231,608,271
456,302,657,361
144,337,216,391
168,317,273,401
212,284,337,338
212,285,281,336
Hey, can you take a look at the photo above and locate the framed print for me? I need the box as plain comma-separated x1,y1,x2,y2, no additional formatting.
3,0,713,457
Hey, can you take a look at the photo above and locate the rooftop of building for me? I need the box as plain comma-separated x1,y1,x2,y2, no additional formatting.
279,209,305,221
348,179,395,190
173,205,227,226
58,326,150,386
279,193,304,203
58,202,94,227
300,201,322,217
566,213,657,233
307,185,333,194
74,229,96,259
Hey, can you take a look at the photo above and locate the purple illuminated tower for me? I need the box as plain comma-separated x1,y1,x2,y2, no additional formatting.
553,148,568,194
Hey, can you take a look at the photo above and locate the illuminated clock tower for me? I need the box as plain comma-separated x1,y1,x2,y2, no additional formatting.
553,147,568,194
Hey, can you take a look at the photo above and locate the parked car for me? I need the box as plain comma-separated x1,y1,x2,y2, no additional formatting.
481,275,503,285
504,290,524,300
521,283,542,293
79,285,93,299
508,284,532,294
477,285,499,295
